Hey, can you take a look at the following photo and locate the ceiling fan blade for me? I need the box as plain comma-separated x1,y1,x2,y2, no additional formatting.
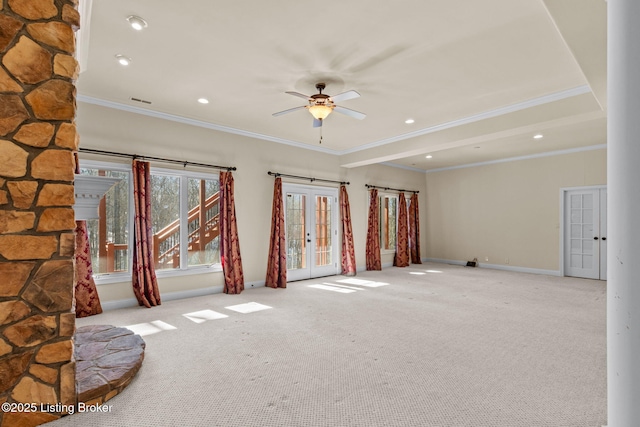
272,105,306,117
285,91,311,100
329,90,360,103
333,106,366,120
313,118,323,128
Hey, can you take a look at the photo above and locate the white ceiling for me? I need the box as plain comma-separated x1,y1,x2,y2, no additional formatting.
77,0,607,172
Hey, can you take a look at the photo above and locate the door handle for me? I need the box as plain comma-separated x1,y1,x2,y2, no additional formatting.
307,239,311,243
593,237,599,240
602,237,606,241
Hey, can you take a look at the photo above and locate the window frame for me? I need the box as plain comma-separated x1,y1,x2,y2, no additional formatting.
150,166,222,278
79,160,222,285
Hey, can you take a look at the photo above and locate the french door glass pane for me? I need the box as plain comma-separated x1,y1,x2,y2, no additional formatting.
286,193,306,270
151,174,180,270
315,196,332,267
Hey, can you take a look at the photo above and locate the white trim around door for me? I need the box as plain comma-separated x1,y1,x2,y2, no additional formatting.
282,183,340,281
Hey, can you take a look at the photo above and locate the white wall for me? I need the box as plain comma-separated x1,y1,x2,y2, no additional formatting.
77,102,427,305
424,148,607,272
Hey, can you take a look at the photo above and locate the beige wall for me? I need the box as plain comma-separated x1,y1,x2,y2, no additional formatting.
424,148,607,272
77,102,427,304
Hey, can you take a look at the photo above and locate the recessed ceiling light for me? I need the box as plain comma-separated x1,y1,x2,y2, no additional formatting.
197,98,209,104
405,119,415,124
533,134,544,139
115,54,131,66
425,155,433,159
127,15,148,31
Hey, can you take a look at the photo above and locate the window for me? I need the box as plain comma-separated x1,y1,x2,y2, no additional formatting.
150,173,181,271
79,161,221,282
151,172,221,270
380,194,397,252
80,164,131,277
186,177,220,267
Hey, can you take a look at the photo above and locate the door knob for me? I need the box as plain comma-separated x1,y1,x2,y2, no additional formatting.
602,237,607,241
307,239,311,243
593,237,599,240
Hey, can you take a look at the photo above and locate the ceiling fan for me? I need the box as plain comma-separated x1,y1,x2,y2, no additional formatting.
273,83,366,127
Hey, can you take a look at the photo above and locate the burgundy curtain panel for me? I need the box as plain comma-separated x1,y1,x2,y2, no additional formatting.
219,171,245,294
340,185,357,276
132,160,161,307
265,177,287,288
75,221,102,317
73,154,103,317
365,188,382,271
75,221,103,317
409,193,422,264
394,192,410,267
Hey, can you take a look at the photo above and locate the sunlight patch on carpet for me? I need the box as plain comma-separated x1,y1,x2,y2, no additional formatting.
124,320,177,336
308,284,357,293
225,302,272,314
336,278,390,287
183,309,229,323
323,283,365,291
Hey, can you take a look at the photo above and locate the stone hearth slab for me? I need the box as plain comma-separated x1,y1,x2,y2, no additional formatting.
75,325,145,404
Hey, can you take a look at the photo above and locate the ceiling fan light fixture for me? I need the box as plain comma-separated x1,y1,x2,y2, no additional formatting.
308,104,333,120
127,15,148,31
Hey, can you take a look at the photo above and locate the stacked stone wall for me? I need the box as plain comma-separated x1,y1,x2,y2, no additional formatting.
0,0,79,425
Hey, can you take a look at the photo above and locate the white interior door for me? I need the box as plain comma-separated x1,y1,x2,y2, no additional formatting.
563,187,607,280
284,184,338,281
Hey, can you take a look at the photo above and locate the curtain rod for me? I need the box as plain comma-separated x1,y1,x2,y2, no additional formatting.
365,184,419,194
79,148,237,171
268,171,349,185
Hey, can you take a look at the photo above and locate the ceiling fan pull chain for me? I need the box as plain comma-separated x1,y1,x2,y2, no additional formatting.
319,125,323,144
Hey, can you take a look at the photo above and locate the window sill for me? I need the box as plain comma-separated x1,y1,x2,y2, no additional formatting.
94,264,222,285
94,273,132,286
155,264,223,278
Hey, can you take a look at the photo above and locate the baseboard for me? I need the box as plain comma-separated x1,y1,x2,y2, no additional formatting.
101,281,266,311
246,280,266,289
355,262,397,273
424,258,561,277
100,298,140,311
424,258,466,267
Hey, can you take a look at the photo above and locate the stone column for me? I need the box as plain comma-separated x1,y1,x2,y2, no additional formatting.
0,1,80,426
608,0,640,426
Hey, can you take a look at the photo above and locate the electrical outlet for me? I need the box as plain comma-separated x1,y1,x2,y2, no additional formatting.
485,256,489,262
505,258,510,264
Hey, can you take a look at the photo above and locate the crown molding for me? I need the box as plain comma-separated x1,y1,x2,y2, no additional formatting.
339,85,593,155
79,85,593,159
424,144,606,173
77,95,341,155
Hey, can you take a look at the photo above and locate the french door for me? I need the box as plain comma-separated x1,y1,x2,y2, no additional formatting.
563,187,607,280
283,184,339,281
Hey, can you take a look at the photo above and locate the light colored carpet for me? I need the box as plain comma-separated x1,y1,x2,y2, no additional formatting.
47,263,607,426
